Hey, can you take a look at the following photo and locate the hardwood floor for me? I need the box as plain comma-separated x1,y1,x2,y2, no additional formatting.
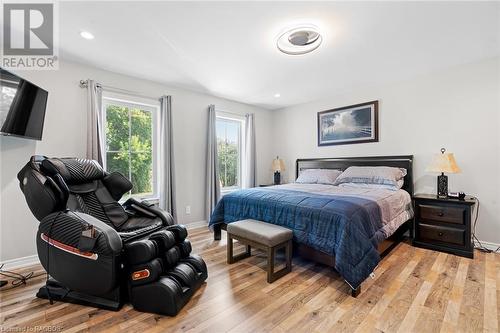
1,226,499,333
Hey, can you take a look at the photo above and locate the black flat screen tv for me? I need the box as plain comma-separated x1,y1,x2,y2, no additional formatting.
0,67,48,140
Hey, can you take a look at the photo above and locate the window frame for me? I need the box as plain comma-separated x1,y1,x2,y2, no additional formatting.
216,111,245,193
101,94,160,201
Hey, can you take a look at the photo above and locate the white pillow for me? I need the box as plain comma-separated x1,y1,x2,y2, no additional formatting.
333,166,407,188
296,169,342,185
338,179,404,191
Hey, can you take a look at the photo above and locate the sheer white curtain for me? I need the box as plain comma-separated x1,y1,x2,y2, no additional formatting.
86,80,104,165
159,96,176,220
206,105,221,221
244,113,256,188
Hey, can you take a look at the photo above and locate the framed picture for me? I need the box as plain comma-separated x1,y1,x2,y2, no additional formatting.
317,100,378,146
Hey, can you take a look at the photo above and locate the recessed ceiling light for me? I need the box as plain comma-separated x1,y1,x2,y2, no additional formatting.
274,93,281,98
80,31,95,40
277,25,322,55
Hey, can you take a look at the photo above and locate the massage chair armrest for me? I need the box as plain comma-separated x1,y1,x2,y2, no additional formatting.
39,211,122,255
123,198,175,226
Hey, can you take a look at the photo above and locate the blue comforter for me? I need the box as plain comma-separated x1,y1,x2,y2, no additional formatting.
209,187,385,289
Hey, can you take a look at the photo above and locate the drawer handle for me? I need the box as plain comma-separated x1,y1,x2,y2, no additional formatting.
438,212,444,217
438,232,444,237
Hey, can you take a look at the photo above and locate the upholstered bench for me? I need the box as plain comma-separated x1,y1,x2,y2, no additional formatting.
227,219,292,283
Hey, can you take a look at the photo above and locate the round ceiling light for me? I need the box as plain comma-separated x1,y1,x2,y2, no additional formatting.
277,25,322,55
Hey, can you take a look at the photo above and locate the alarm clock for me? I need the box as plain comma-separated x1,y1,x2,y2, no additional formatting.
448,191,466,199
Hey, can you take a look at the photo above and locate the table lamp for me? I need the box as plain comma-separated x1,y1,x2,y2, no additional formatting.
272,156,285,185
426,148,461,198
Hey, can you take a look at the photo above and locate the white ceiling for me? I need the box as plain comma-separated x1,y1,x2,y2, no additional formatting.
59,1,500,109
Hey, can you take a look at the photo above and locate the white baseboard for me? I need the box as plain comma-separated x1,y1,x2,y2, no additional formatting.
185,220,208,229
1,254,39,270
475,240,500,252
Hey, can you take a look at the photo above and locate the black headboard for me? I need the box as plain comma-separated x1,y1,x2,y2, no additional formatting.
296,155,414,196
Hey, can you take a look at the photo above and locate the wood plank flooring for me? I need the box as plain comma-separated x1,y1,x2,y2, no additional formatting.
1,226,499,332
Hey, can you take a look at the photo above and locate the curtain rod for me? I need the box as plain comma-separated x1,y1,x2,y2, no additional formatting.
79,79,162,101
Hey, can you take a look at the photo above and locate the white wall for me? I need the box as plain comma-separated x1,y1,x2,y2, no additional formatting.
0,61,274,262
271,57,500,244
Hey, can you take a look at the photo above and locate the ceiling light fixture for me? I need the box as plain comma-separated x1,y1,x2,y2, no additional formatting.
80,31,95,40
277,25,322,55
274,93,281,98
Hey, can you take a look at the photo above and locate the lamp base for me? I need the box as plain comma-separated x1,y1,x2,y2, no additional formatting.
274,171,281,185
437,173,448,198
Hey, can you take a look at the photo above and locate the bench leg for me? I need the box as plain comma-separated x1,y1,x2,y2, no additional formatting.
227,234,252,264
267,240,292,283
267,246,275,283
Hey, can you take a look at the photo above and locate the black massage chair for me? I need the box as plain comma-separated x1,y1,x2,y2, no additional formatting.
17,156,207,315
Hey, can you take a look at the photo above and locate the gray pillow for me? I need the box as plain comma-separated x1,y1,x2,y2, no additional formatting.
296,169,342,185
333,166,407,188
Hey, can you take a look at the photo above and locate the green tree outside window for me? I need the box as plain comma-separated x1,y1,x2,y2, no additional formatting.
105,103,154,198
216,117,241,189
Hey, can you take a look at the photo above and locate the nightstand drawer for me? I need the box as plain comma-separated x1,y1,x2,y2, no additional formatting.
417,223,465,246
418,204,465,224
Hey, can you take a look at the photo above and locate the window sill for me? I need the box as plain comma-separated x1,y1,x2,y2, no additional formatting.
119,197,159,205
142,197,160,205
221,188,241,196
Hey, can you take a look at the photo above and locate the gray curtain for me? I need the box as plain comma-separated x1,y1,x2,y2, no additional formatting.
86,80,104,165
159,96,176,220
244,113,256,188
206,104,220,221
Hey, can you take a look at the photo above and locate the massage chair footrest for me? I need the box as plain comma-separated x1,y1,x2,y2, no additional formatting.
130,276,200,316
37,278,123,311
129,255,208,316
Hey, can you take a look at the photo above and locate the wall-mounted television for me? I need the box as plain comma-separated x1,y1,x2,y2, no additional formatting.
0,67,48,141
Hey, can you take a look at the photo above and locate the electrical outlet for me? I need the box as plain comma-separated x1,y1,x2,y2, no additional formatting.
185,205,191,215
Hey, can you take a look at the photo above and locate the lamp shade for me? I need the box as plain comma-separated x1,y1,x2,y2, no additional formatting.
272,156,285,172
426,150,461,174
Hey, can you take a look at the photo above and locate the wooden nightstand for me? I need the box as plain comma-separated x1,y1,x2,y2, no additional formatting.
413,194,476,258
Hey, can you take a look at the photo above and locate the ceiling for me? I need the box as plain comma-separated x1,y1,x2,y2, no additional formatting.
59,1,500,110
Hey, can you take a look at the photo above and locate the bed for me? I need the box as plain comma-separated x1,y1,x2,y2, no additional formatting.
210,155,414,297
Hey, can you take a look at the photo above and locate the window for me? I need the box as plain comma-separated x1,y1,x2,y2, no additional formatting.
102,95,159,200
216,113,244,191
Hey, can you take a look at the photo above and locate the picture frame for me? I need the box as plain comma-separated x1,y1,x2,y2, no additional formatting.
317,100,378,146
